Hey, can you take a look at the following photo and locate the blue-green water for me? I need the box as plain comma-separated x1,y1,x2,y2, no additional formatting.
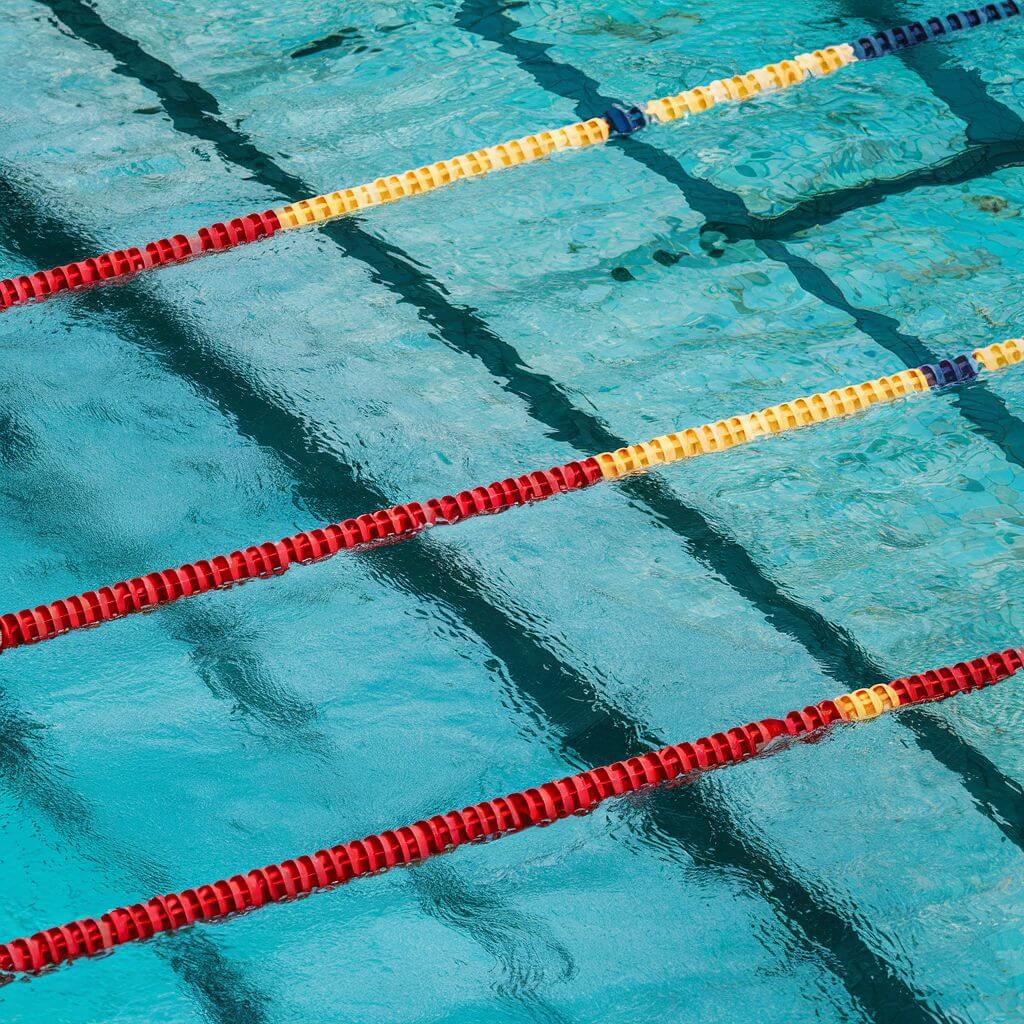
1,0,1023,1021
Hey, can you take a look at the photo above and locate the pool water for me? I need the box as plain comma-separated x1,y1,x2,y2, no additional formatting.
1,0,1023,1021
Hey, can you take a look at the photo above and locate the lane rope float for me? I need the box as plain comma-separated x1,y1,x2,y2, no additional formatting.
0,3,1018,311
1,339,1020,656
1,645,1019,975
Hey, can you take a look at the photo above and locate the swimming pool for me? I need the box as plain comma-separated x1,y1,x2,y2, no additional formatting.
1,0,1023,1020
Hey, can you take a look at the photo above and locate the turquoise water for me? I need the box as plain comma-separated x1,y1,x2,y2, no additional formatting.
0,0,1023,1020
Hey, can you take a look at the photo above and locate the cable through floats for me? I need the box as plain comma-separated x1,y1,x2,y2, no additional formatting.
1,646,1019,975
1,339,1020,656
0,3,1018,311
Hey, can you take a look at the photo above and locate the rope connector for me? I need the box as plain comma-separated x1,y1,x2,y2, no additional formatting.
604,104,647,135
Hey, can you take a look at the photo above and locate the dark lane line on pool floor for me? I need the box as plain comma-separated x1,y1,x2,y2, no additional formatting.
9,4,1007,1018
847,0,1024,136
704,145,1024,240
0,399,577,1023
703,0,1024,242
0,423,269,1022
34,0,1024,856
711,0,1024,255
816,0,1024,517
456,0,1024,837
0,170,914,1024
23,3,1023,1011
705,144,1024,242
0,700,271,1021
454,0,1024,474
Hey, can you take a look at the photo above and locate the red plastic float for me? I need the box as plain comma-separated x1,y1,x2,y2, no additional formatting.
1,647,1018,975
0,211,281,308
0,458,602,652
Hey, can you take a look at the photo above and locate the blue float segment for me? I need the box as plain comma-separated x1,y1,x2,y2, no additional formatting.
919,354,979,388
604,104,648,135
851,1,1020,60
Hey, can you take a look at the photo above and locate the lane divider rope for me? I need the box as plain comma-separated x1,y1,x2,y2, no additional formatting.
2,646,1019,975
1,339,1020,657
0,3,1018,311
